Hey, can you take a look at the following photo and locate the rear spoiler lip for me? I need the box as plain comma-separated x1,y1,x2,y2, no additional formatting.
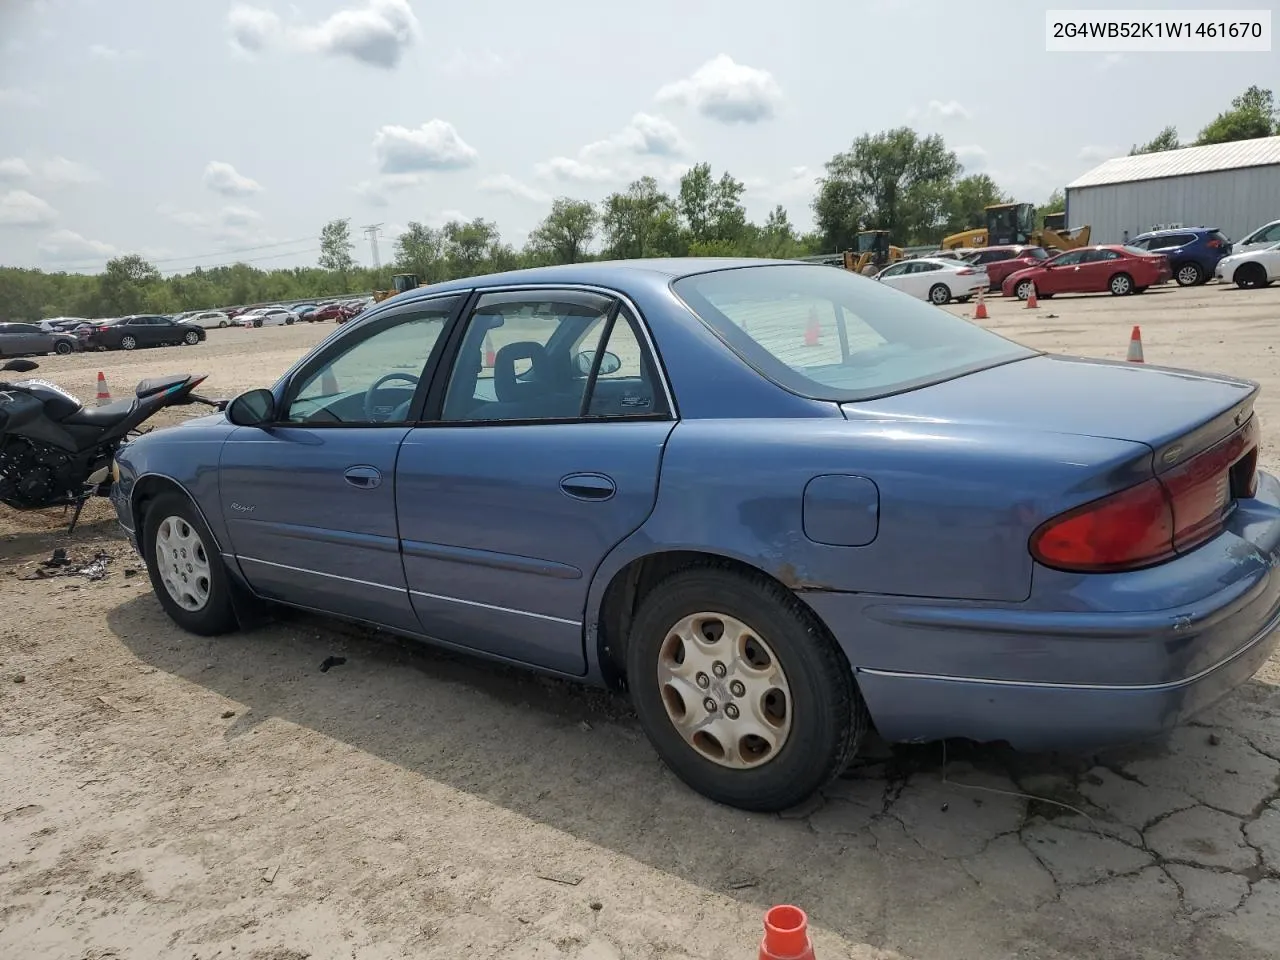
1150,392,1259,476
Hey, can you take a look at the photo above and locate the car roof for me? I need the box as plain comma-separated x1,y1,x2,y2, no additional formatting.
1135,226,1218,236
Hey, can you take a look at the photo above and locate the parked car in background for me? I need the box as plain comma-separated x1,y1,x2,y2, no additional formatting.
83,314,207,351
1128,227,1231,286
875,257,988,304
307,301,348,322
0,322,81,356
963,245,1052,293
185,310,233,329
110,257,1279,813
1215,240,1280,289
293,303,319,321
37,316,90,333
1234,219,1280,254
1003,245,1171,299
234,307,298,328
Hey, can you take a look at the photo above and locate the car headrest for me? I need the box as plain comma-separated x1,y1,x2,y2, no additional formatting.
494,341,546,402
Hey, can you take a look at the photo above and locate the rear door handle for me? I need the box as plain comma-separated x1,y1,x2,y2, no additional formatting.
344,465,382,489
560,473,616,501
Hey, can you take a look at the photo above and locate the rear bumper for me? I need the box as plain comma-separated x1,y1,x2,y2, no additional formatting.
803,469,1280,751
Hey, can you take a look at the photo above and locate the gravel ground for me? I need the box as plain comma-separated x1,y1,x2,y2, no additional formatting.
2,281,1280,960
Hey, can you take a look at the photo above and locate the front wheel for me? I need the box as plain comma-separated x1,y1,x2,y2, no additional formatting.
54,340,73,355
285,317,295,325
142,492,238,635
626,566,867,812
183,330,200,345
120,335,137,350
218,320,228,328
1015,279,1036,301
928,283,950,305
1235,263,1269,289
1109,272,1134,296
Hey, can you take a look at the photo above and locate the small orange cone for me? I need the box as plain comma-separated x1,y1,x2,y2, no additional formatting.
1025,287,1038,309
760,905,815,960
804,307,822,347
95,372,111,406
321,367,339,394
1127,325,1144,363
483,333,496,368
974,287,988,320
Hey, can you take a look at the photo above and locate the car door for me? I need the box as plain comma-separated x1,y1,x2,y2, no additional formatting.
1039,249,1085,293
395,287,677,675
218,295,461,631
876,262,912,294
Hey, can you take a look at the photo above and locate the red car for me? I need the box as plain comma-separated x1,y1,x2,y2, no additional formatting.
964,245,1053,291
1002,245,1171,300
308,302,348,322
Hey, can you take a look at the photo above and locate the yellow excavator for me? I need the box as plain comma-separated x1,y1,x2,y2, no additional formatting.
371,273,427,303
841,230,905,275
941,202,1091,253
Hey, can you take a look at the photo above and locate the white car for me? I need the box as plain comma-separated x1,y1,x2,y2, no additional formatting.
1234,219,1280,255
234,307,298,328
185,310,233,329
1214,240,1280,289
874,257,990,305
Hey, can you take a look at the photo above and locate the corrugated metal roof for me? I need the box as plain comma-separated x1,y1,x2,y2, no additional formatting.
1066,136,1280,190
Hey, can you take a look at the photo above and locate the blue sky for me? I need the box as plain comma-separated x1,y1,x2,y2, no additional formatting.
0,0,1271,274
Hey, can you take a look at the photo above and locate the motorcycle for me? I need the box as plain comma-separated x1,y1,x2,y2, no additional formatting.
0,358,225,532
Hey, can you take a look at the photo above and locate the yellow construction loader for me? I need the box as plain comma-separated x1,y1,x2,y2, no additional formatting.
841,230,904,275
371,273,427,303
941,203,1090,253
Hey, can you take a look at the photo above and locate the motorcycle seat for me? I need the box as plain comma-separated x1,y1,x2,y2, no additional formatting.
62,397,138,427
135,374,190,398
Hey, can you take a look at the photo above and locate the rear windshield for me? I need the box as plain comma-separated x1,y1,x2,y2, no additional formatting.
671,263,1037,403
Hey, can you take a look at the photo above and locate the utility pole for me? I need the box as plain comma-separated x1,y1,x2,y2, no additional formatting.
362,223,384,270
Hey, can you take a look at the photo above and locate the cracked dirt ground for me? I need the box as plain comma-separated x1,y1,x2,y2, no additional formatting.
3,282,1280,959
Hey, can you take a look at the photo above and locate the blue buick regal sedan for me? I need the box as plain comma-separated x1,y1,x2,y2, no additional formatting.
110,258,1280,811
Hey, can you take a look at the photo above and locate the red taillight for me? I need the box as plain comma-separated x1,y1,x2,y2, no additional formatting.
1207,239,1222,248
955,268,974,275
1031,417,1260,573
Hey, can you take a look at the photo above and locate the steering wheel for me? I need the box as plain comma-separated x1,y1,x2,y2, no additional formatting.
363,372,420,422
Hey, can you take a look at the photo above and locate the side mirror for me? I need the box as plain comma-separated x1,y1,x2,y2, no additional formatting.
574,350,622,376
226,388,276,426
1,358,39,373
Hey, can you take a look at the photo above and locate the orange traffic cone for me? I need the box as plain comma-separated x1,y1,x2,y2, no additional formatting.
804,307,822,347
974,288,988,320
1127,325,1144,363
320,366,339,394
95,372,111,406
760,905,815,960
1025,287,1038,309
483,333,496,368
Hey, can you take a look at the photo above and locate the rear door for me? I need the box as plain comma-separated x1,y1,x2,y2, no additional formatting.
218,295,461,631
395,287,677,675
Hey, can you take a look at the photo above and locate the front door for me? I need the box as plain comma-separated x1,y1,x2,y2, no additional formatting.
219,295,460,631
396,288,676,675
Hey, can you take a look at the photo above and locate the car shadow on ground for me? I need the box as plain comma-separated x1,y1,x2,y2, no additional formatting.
104,593,1280,958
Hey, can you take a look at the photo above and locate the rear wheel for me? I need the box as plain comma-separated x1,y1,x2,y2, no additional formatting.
54,340,73,355
142,492,237,635
1236,263,1269,289
1174,262,1203,286
1109,272,1134,296
928,283,950,305
217,320,228,328
625,565,867,811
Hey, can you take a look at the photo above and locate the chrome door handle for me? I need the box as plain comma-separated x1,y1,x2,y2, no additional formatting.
343,465,382,489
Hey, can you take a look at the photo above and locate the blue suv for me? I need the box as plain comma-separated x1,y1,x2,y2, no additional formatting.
1128,227,1233,286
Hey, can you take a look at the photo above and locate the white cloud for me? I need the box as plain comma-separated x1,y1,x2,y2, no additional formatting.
1078,144,1116,162
955,144,988,171
536,113,690,186
42,156,102,185
0,157,32,182
373,120,478,174
477,174,550,203
37,229,117,260
0,189,57,226
427,209,470,228
534,156,618,184
656,55,782,124
582,113,689,160
0,87,40,107
157,203,211,229
353,179,390,206
203,161,263,197
229,0,420,69
219,204,263,228
747,165,818,203
926,99,971,120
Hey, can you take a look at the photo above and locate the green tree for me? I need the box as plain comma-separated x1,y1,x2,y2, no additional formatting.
98,254,161,316
942,174,1006,236
318,218,356,290
441,218,500,277
526,198,599,264
678,164,749,247
1129,125,1181,155
1196,86,1278,145
601,177,683,259
394,222,446,283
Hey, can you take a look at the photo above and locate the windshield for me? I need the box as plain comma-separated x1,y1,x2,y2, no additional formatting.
671,264,1036,402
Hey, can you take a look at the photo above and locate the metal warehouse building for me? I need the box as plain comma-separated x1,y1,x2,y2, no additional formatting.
1065,135,1280,245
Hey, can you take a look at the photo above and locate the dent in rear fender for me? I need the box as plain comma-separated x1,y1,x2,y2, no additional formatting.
585,419,1154,608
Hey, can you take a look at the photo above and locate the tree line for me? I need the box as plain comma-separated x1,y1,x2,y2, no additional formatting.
1,85,1269,322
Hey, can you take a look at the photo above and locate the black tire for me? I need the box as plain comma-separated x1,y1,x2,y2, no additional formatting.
956,295,971,303
1015,279,1036,301
141,491,238,636
928,283,950,305
285,317,295,325
120,335,137,350
218,320,228,328
1109,272,1134,296
54,340,73,354
1134,286,1148,294
1174,262,1202,287
625,565,868,812
183,330,200,345
253,318,263,328
1235,263,1269,289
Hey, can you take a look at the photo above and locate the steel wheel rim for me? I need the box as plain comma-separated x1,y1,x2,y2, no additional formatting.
1177,265,1198,285
656,611,794,769
155,515,212,612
